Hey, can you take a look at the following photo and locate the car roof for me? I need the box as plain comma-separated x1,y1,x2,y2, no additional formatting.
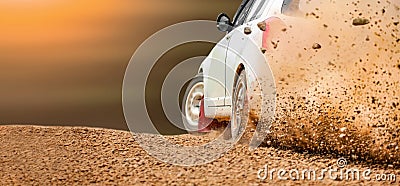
233,0,301,24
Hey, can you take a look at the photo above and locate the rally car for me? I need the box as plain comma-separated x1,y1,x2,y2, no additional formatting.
182,0,301,139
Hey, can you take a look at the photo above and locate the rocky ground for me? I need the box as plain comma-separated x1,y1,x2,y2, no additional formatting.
0,125,398,185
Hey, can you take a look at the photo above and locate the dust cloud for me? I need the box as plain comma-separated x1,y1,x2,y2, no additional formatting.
264,0,400,166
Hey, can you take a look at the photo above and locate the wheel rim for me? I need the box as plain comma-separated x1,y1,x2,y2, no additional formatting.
231,75,247,139
185,82,204,128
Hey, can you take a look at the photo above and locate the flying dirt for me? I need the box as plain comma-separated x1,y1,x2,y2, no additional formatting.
263,0,400,166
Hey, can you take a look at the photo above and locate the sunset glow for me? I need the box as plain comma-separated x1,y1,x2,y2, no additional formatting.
0,0,159,48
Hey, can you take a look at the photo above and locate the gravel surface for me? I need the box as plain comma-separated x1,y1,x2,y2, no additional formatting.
1,125,398,185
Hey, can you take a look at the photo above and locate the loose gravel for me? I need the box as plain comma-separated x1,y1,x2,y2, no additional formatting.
0,125,398,185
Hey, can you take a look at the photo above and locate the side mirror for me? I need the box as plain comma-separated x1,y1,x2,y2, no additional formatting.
217,13,233,32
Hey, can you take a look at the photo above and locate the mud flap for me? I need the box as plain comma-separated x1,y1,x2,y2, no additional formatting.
198,97,212,133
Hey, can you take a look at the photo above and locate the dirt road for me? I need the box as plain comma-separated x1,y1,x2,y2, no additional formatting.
0,125,398,185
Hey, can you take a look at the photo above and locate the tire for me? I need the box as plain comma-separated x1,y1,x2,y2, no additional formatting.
225,70,249,141
182,75,211,133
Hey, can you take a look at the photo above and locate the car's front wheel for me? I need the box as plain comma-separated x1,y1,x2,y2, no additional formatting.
226,70,249,141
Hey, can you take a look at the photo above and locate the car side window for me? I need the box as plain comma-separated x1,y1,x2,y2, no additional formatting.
282,0,301,15
234,0,256,26
246,0,269,22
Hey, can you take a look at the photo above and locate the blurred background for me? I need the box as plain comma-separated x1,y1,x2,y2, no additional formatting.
0,0,241,131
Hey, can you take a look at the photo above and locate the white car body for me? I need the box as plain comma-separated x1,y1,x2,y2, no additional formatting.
199,0,290,121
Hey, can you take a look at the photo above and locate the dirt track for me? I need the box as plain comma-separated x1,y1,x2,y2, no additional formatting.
0,125,398,185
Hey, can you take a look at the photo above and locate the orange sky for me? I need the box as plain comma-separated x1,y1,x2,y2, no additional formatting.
0,0,181,51
0,0,240,130
1,1,128,46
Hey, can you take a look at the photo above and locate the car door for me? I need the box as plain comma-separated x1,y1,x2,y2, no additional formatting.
203,34,230,109
225,0,273,105
203,0,255,109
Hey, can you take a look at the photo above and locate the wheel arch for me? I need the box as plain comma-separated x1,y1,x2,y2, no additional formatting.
233,63,246,89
